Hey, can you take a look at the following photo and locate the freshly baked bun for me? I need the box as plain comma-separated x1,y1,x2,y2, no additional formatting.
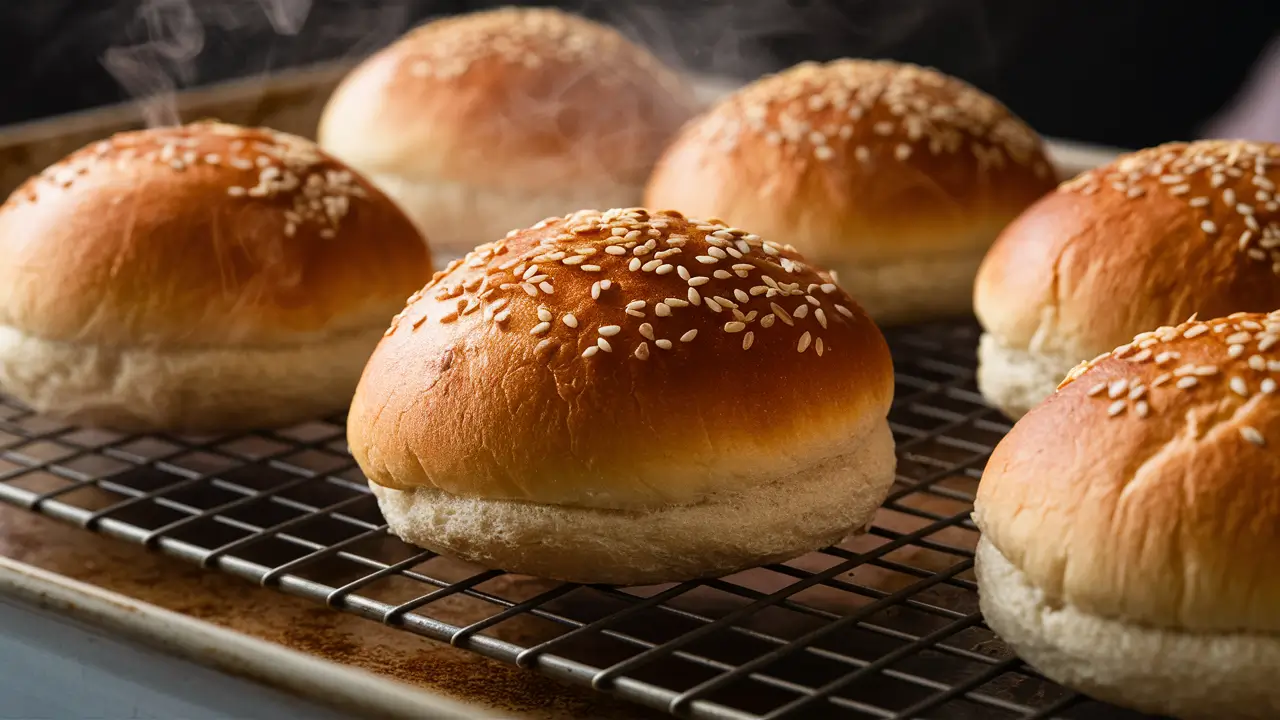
318,7,699,259
643,59,1057,325
975,311,1280,719
976,139,1280,418
349,208,897,585
0,121,433,432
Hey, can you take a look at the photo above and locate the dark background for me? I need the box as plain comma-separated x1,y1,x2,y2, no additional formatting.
0,0,1277,148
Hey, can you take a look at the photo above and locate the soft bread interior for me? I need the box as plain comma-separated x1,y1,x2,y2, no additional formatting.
371,419,897,586
976,536,1280,720
975,333,1079,419
0,324,385,433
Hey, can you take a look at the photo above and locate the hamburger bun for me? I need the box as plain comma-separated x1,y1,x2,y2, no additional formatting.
974,311,1280,719
643,59,1057,325
0,121,433,432
348,208,897,585
975,139,1280,418
318,8,699,259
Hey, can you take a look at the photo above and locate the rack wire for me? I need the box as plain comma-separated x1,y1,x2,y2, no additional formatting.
0,320,1150,719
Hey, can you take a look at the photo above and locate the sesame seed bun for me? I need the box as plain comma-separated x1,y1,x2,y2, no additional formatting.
317,8,699,260
975,139,1280,419
348,208,896,585
974,311,1280,719
0,121,433,432
642,59,1057,326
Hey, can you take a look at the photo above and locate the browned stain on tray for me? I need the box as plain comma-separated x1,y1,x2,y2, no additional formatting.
0,504,659,719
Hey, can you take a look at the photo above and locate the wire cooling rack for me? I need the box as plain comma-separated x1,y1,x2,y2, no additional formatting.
0,320,1150,720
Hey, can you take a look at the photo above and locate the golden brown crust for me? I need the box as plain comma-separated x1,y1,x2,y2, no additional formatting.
975,311,1280,633
643,59,1057,270
317,7,698,190
975,140,1280,362
0,122,433,347
348,208,894,510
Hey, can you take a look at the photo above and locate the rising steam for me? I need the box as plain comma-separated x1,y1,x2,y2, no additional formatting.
100,0,319,128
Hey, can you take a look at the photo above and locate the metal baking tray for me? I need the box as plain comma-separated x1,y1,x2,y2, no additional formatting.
0,64,1137,719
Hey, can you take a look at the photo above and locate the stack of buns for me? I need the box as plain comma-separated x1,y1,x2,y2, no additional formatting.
644,59,1059,324
0,121,432,432
976,139,1280,418
318,7,699,259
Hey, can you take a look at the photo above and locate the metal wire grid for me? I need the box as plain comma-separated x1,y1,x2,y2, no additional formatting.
0,321,1149,720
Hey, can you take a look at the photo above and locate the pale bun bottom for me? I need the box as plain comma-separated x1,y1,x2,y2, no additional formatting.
370,420,897,586
975,334,1076,419
827,250,982,327
976,537,1280,720
0,324,384,433
367,172,644,259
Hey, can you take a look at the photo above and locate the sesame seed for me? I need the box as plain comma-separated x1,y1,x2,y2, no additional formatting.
655,303,672,317
531,322,551,335
1201,220,1219,234
794,305,810,319
1263,378,1277,394
590,281,601,300
1240,426,1266,446
605,246,626,255
537,307,552,322
521,283,537,296
1189,197,1210,207
638,323,655,341
563,313,578,328
688,276,710,287
656,264,675,275
597,338,613,352
598,325,622,337
713,270,732,280
797,332,812,353
628,258,642,271
634,342,650,360
704,297,723,312
665,298,689,308
734,289,751,303
493,310,511,324
814,146,835,161
1183,325,1209,338
1087,382,1107,396
1249,355,1268,371
1229,344,1246,358
1107,379,1128,398
539,281,554,294
1152,373,1172,387
688,288,702,305
562,255,586,266
1107,400,1126,417
771,303,794,326
582,346,599,358
1176,376,1198,389
679,329,698,343
1230,377,1250,396
641,259,662,272
696,255,718,264
724,321,746,333
1135,401,1150,418
743,331,755,350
